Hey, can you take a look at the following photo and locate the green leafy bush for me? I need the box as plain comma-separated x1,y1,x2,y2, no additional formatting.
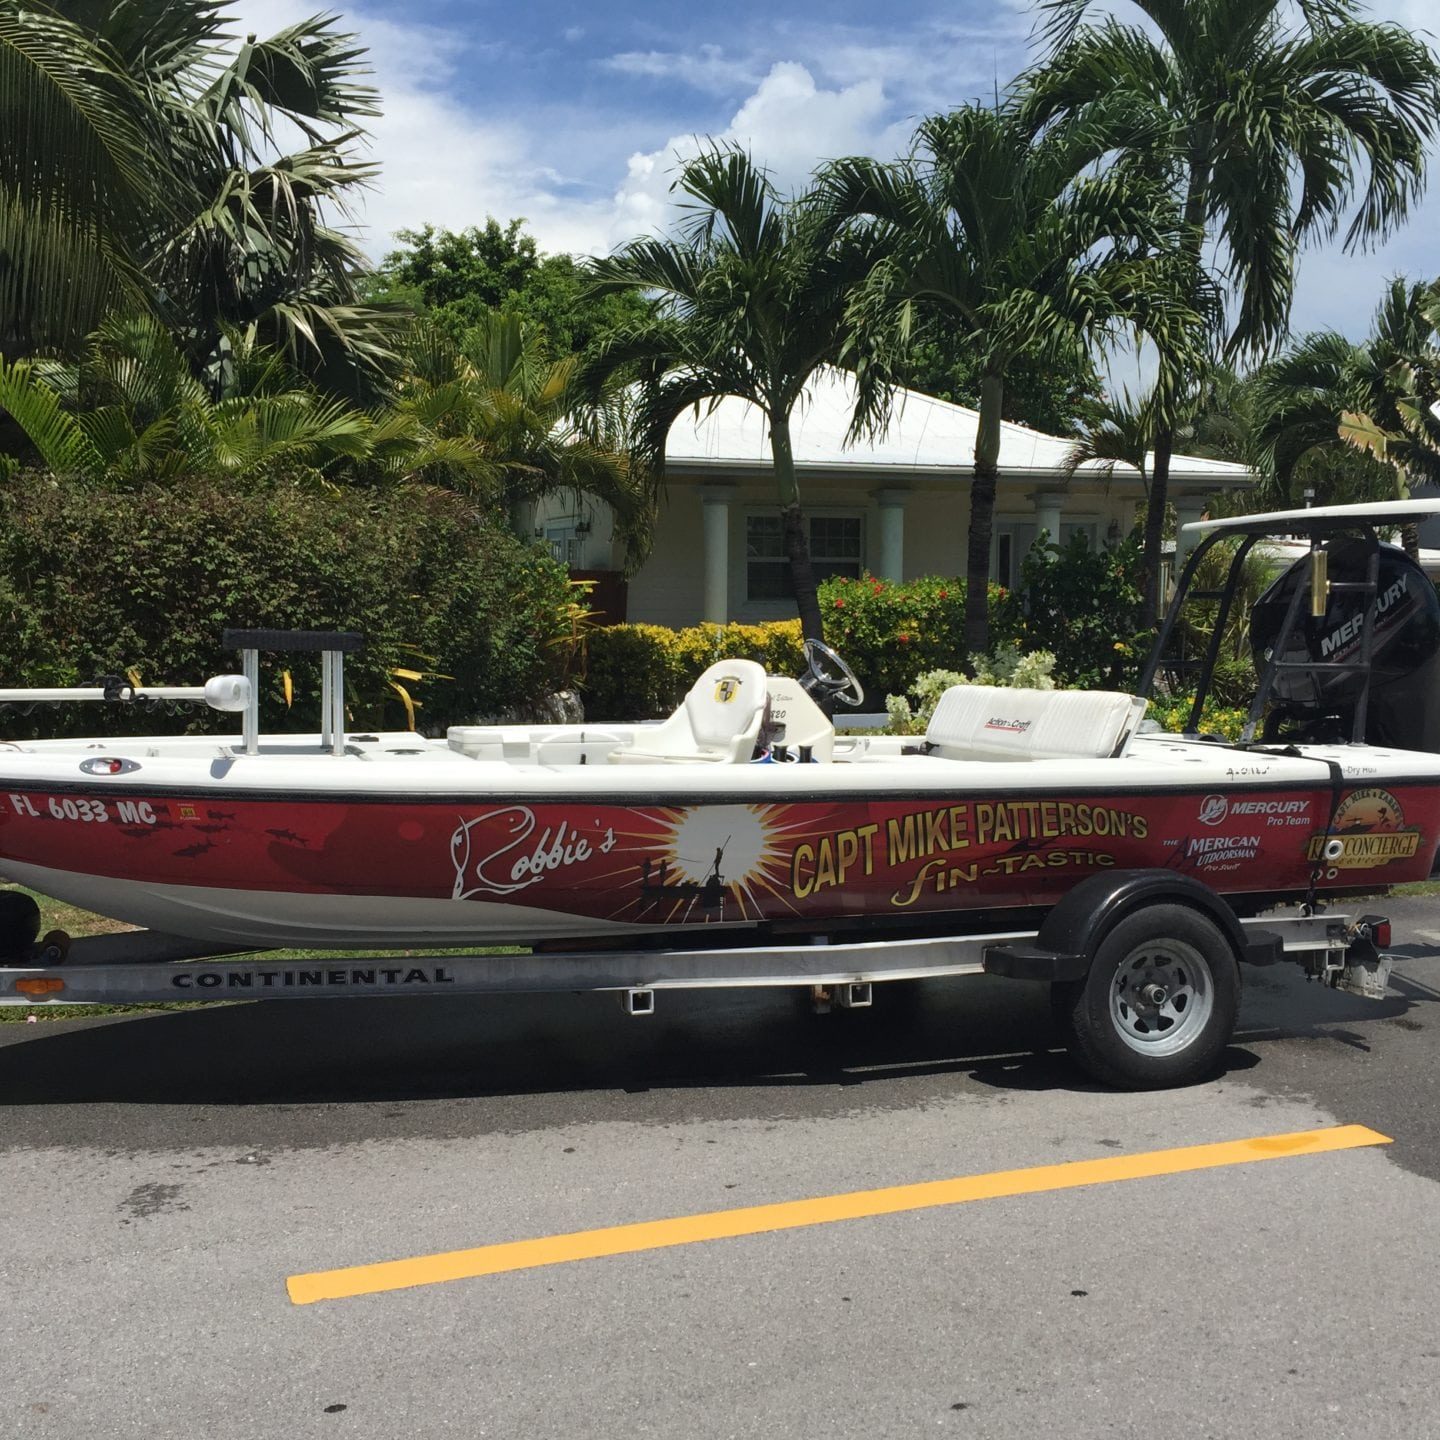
582,620,804,720
0,471,575,737
816,573,1011,698
884,648,1059,735
994,534,1148,689
1145,694,1250,741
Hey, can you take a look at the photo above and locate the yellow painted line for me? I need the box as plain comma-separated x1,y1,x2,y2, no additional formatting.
287,1124,1389,1306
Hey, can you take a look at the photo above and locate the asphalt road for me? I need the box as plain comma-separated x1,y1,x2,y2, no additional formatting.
3,897,1440,1439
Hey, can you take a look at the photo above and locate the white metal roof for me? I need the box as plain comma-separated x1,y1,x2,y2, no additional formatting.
664,366,1253,484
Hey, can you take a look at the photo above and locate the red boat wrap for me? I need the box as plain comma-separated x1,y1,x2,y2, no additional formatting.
5,778,1439,929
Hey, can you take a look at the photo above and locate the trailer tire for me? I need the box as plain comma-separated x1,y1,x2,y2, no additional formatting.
1054,904,1241,1090
0,890,41,961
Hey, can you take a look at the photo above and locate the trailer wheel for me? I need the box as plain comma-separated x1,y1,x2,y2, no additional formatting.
1055,904,1241,1090
0,891,41,962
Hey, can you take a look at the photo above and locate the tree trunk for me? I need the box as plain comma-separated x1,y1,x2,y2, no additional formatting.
1140,157,1206,628
963,373,1003,662
1141,424,1174,626
782,501,824,642
770,412,824,642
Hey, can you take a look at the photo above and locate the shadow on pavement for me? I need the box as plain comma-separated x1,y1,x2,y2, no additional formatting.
0,956,1419,1117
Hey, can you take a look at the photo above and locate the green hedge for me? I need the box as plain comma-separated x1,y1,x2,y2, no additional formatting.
583,620,804,720
817,573,1011,697
0,472,576,737
994,534,1148,689
581,575,1013,720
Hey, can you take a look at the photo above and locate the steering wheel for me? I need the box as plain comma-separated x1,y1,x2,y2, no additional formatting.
801,638,865,708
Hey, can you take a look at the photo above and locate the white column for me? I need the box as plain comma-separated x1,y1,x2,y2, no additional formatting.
1174,495,1209,572
1031,491,1063,548
876,489,907,581
700,485,733,623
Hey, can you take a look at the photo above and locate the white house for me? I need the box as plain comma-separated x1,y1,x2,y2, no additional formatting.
530,368,1257,625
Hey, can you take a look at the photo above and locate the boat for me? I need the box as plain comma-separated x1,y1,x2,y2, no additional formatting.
2,499,1439,956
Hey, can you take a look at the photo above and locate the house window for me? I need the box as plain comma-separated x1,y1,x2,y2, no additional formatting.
746,514,864,601
993,522,1036,588
544,525,585,568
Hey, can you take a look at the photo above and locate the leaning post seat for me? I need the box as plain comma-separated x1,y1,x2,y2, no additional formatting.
924,685,1149,761
611,659,770,764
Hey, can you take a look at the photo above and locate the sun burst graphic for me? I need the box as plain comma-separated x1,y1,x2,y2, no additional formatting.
597,803,813,925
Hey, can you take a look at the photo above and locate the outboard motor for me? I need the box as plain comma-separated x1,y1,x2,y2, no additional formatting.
1250,537,1440,750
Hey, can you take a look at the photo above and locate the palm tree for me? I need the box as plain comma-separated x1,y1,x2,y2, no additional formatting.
1252,279,1440,554
382,314,658,573
1024,0,1440,617
817,103,1204,655
0,2,160,357
0,315,372,484
0,0,394,395
1062,386,1155,494
586,146,886,641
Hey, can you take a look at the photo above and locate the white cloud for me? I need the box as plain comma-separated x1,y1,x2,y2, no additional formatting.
601,44,762,95
231,0,614,254
601,62,914,250
229,3,928,261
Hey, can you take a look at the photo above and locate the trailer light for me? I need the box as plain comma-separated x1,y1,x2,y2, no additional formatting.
1353,915,1392,949
16,978,65,997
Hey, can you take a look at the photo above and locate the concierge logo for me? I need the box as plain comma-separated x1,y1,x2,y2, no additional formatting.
1306,787,1421,869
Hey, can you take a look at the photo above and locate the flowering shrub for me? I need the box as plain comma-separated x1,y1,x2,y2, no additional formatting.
1145,694,1250,741
967,644,1058,689
816,573,1011,699
884,647,1059,735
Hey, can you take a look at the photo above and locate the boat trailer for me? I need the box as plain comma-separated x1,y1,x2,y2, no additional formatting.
0,906,1393,1013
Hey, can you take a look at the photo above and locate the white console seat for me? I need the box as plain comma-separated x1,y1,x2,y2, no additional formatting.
611,659,769,764
925,685,1147,761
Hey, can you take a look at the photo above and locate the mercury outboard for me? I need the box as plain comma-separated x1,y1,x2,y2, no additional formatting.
1142,500,1440,752
1251,537,1440,750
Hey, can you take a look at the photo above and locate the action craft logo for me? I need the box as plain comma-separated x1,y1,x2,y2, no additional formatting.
1198,795,1228,827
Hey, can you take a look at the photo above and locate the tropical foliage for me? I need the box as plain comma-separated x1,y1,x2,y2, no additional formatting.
586,145,890,640
1024,0,1440,616
1,0,393,396
7,0,1440,703
817,102,1206,655
369,220,655,356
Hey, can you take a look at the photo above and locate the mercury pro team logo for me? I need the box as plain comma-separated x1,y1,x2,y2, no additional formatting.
1198,795,1228,826
1307,786,1421,868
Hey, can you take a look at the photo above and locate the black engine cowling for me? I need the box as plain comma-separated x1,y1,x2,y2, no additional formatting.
1250,537,1440,751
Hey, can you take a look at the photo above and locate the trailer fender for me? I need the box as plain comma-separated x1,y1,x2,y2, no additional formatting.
983,869,1279,982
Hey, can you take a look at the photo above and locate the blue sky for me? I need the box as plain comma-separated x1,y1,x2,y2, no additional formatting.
237,0,1440,352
